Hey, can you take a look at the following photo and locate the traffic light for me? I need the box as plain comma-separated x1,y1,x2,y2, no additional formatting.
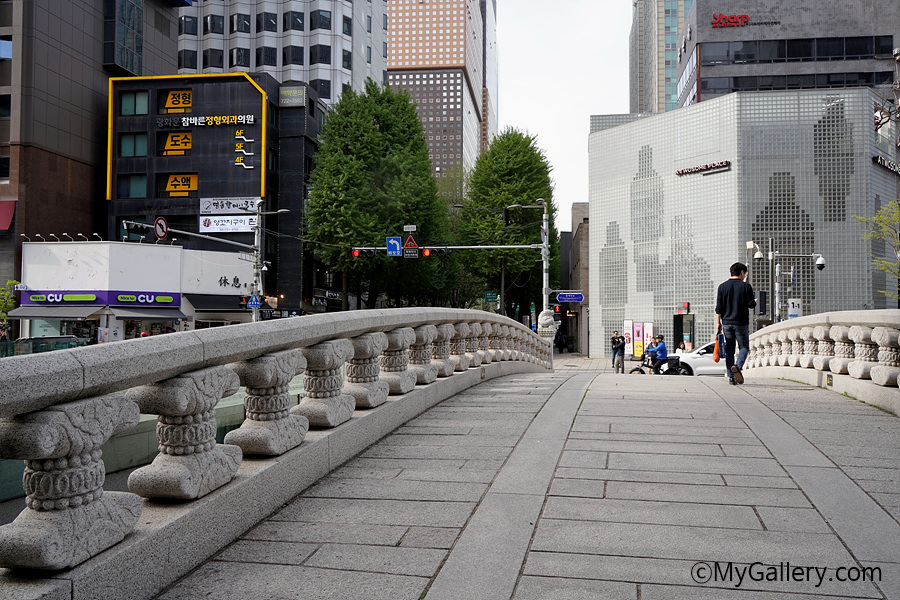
351,248,375,257
421,247,448,257
553,304,561,314
755,290,767,315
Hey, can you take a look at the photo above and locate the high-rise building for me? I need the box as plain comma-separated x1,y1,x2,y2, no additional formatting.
176,0,389,103
0,0,185,287
629,0,695,113
675,0,900,108
386,0,497,177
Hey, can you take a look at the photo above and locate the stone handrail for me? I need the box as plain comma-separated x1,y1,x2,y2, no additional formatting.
745,309,899,414
0,308,550,598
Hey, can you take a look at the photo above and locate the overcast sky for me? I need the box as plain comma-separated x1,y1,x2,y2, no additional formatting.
496,0,633,231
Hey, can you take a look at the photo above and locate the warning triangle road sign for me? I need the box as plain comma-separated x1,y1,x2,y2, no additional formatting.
403,234,418,248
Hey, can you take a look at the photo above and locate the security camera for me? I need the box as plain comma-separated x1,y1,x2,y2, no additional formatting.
815,255,825,271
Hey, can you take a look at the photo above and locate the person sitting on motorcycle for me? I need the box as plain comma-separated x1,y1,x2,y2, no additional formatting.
651,335,668,374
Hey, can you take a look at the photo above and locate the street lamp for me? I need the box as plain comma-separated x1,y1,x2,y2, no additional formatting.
242,200,289,322
753,237,824,322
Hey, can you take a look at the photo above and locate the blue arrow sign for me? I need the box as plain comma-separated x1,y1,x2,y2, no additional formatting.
557,293,584,303
386,237,402,257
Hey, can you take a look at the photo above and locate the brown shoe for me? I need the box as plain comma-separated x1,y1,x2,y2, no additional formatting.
731,365,744,384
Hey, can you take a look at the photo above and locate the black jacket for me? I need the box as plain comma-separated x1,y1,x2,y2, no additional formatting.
715,278,756,326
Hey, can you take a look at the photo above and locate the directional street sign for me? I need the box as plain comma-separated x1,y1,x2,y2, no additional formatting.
557,293,584,302
386,236,402,257
402,233,419,259
247,295,261,309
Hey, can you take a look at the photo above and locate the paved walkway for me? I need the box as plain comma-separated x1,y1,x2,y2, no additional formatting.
154,354,899,600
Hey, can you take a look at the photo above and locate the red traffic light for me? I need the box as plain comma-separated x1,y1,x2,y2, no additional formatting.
422,248,431,257
351,248,375,257
352,248,361,258
553,305,561,313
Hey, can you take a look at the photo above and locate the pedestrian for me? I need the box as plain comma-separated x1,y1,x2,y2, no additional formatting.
610,330,620,368
614,335,626,373
676,341,686,354
715,261,756,385
555,329,567,353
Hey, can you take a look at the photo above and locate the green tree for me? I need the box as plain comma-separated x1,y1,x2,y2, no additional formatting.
306,80,451,308
0,280,19,338
456,128,557,318
854,199,900,300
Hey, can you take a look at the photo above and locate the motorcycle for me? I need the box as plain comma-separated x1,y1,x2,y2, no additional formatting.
628,353,690,375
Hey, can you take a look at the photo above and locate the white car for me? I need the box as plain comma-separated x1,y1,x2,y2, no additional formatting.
676,341,727,376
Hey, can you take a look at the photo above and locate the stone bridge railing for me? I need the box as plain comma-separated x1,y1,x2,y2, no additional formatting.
0,308,551,600
745,309,899,415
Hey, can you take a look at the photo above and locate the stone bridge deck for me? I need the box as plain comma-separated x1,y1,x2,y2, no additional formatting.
149,355,899,600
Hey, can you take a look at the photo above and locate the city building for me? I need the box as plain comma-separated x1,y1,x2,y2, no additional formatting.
107,72,331,313
386,0,497,177
0,0,185,297
588,87,899,358
630,0,695,113
176,0,389,103
567,202,589,354
675,0,900,108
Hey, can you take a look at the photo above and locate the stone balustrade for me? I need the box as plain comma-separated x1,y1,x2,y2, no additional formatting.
745,309,899,415
0,308,551,600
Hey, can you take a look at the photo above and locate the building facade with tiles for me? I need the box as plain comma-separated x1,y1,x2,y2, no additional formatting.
588,87,900,358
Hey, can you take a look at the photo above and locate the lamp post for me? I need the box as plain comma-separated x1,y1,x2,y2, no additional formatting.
244,200,289,322
506,199,549,312
753,237,824,322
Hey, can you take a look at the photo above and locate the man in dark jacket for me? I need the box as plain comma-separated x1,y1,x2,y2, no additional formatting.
715,262,756,384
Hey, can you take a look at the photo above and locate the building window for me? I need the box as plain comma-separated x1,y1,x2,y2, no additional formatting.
367,15,372,33
757,40,786,62
118,175,147,199
179,16,197,36
383,42,387,58
120,91,148,116
203,48,223,69
311,79,331,100
256,46,277,67
816,38,843,60
342,49,352,69
310,10,331,31
342,15,352,36
120,133,148,157
203,14,224,35
366,45,371,63
786,38,814,61
875,35,894,56
230,47,250,68
845,36,874,59
383,14,387,30
177,50,197,69
283,46,304,66
231,14,250,34
0,156,9,179
103,0,143,75
284,11,303,31
257,12,277,33
309,44,331,65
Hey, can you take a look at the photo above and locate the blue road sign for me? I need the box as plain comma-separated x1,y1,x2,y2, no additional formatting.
386,236,402,257
557,293,584,302
247,295,261,308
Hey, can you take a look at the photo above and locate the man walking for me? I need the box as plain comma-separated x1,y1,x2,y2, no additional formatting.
610,330,620,369
614,335,626,373
715,262,756,385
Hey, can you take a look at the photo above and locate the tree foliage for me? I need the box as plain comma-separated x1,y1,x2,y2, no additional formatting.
456,128,557,317
854,198,900,299
306,80,451,307
0,280,19,323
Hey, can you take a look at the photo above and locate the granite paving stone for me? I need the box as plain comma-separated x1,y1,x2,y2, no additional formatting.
301,478,488,501
398,526,461,549
270,498,476,527
213,540,319,565
566,438,727,456
605,480,811,507
302,543,447,576
608,452,787,476
243,522,408,545
542,496,763,529
558,449,609,468
754,506,833,533
555,466,726,485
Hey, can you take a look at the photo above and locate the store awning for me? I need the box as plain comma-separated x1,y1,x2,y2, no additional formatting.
7,306,101,320
184,294,245,311
111,307,186,321
0,201,15,231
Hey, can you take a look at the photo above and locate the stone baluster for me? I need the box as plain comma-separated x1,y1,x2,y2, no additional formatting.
799,327,817,369
759,334,772,367
224,350,309,456
488,324,504,362
430,323,456,377
776,330,790,366
465,323,483,368
813,326,834,371
409,325,439,385
746,338,757,368
345,333,390,408
296,339,356,427
381,327,417,394
0,395,142,569
499,325,513,361
847,326,877,380
478,322,493,364
769,332,782,366
752,337,763,368
450,323,471,371
513,329,524,361
829,326,854,374
788,328,803,367
128,366,242,499
871,327,900,387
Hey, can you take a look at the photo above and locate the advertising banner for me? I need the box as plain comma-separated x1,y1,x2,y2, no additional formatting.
199,215,257,233
633,322,644,359
623,319,633,357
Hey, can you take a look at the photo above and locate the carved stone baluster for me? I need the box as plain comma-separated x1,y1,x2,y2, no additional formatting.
381,327,417,394
871,327,900,387
829,326,854,374
759,334,772,367
477,322,493,364
512,329,523,361
409,325,439,385
847,326,877,380
431,323,456,377
296,339,356,428
224,350,308,455
466,323,483,368
0,395,142,569
488,324,504,362
799,327,817,369
776,331,790,366
450,323,471,371
345,333,390,408
498,325,512,361
750,337,762,368
813,326,834,371
128,366,242,499
788,329,803,367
